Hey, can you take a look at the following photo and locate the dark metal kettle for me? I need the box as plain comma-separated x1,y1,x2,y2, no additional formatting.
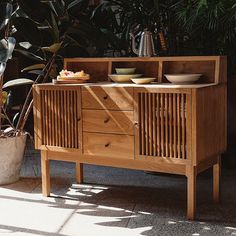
130,29,156,57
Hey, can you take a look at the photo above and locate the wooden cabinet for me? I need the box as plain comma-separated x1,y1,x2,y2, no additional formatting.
33,56,227,220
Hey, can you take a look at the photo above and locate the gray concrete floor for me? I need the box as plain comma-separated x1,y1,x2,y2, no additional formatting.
0,141,236,236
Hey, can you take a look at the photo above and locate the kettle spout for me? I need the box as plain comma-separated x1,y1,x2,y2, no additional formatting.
129,33,139,56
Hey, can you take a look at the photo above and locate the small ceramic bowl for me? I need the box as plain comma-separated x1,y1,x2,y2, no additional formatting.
164,74,202,84
131,77,156,84
115,68,136,74
109,74,142,83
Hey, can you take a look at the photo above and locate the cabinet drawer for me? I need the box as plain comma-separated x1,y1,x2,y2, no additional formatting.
83,110,134,135
83,133,134,159
82,87,133,110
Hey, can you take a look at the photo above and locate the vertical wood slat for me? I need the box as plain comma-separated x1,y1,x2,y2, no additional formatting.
149,94,153,156
182,94,186,159
145,93,149,155
138,92,187,160
76,90,80,149
58,91,62,147
67,91,71,148
41,90,45,144
140,93,144,155
173,94,177,158
40,89,79,149
51,90,55,147
61,91,65,147
45,90,49,145
169,94,173,157
156,94,160,156
153,94,157,156
165,93,169,157
74,91,78,149
160,94,164,157
55,91,58,146
64,91,68,148
71,91,74,149
177,94,181,158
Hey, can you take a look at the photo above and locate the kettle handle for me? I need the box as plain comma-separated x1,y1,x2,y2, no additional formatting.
129,33,139,56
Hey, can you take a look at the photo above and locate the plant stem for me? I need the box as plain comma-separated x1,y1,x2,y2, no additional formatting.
16,53,57,131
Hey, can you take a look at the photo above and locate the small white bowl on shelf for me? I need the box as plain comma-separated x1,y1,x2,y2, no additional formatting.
108,74,142,83
115,68,136,74
131,77,156,84
164,74,202,84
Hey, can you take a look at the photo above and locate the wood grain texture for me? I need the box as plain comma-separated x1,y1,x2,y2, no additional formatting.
135,91,188,160
186,165,197,220
83,132,134,159
82,87,134,110
213,155,221,203
47,150,186,175
83,110,134,135
192,84,227,165
76,162,83,184
41,150,50,197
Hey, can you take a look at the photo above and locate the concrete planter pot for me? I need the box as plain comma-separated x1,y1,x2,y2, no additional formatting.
0,134,27,185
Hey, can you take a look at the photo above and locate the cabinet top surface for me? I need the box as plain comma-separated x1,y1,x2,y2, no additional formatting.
36,82,217,89
64,56,225,62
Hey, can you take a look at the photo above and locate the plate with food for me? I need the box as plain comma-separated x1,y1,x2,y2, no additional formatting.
57,70,90,81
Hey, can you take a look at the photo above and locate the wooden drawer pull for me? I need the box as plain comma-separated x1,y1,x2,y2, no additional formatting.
105,142,110,147
104,117,110,123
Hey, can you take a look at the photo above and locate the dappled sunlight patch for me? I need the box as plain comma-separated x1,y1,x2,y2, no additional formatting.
138,211,152,215
168,220,177,224
0,228,12,233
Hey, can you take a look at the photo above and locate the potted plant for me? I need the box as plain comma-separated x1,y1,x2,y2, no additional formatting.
0,0,27,185
0,0,104,185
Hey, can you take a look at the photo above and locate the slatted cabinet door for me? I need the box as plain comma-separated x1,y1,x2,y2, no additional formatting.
134,88,192,164
33,86,82,152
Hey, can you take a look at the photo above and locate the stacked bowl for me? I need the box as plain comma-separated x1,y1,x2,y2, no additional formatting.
108,68,142,83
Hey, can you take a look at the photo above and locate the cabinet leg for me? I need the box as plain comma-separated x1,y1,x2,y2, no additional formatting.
76,162,83,184
213,155,221,204
186,166,197,220
41,151,50,197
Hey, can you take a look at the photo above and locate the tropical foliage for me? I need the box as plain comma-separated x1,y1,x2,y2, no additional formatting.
0,0,102,134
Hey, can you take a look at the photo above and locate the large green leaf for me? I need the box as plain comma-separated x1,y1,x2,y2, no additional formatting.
67,0,89,16
14,49,44,62
12,17,42,46
48,12,60,43
21,64,45,72
47,0,65,17
3,78,34,90
42,43,62,53
17,0,51,23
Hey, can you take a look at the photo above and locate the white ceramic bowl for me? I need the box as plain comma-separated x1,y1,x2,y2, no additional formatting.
115,68,136,74
109,74,142,83
131,77,156,84
164,74,202,84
